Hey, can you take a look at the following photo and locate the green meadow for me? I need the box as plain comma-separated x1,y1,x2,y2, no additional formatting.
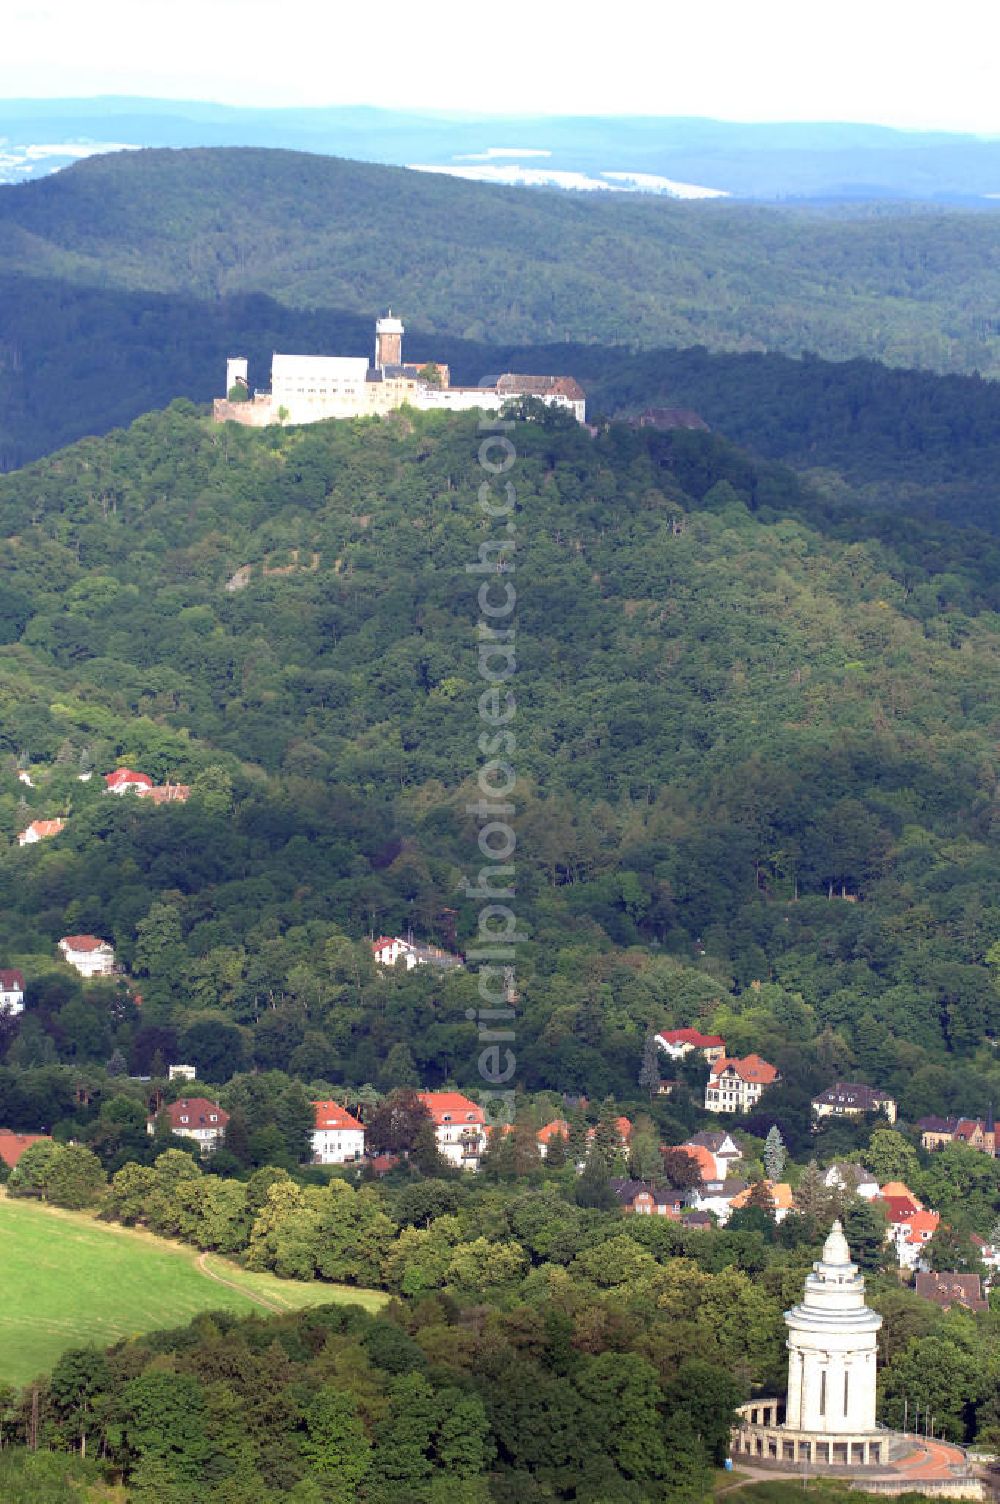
0,1195,388,1385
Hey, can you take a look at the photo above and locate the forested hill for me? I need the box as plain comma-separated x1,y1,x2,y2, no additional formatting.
1,402,999,1122
3,146,1000,374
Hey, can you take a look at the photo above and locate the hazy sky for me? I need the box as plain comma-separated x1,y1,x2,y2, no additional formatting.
4,0,1000,133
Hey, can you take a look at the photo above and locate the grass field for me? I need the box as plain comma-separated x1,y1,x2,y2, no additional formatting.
0,1195,388,1385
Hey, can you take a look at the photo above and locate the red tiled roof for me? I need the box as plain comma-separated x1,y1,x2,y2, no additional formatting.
313,1099,364,1132
156,1097,229,1130
881,1194,921,1223
0,1130,51,1167
104,768,153,789
659,1028,725,1048
711,1053,778,1085
906,1210,940,1244
20,819,66,840
59,935,110,952
496,373,586,400
0,970,24,991
416,1091,484,1126
675,1143,717,1181
138,784,191,804
537,1119,570,1144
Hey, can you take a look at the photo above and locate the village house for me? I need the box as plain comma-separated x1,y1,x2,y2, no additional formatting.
536,1119,570,1158
417,1091,486,1170
148,1097,229,1153
371,935,463,971
705,1054,780,1114
137,782,191,805
310,1099,366,1164
655,1027,726,1064
0,968,25,1015
812,1082,897,1125
58,934,116,978
104,768,154,795
17,817,66,846
690,1176,750,1224
0,1130,51,1168
729,1179,796,1224
672,1142,718,1185
917,1113,996,1155
683,1129,742,1179
585,1116,633,1156
611,1179,685,1217
168,1064,197,1082
823,1162,880,1200
215,313,587,428
914,1271,989,1313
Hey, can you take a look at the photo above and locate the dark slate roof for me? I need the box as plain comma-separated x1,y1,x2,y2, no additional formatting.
813,1082,893,1110
915,1272,988,1311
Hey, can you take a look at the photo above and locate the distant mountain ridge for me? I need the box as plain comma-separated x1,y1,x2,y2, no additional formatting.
4,98,1000,199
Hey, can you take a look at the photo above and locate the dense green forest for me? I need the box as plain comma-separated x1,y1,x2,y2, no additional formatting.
3,1134,1000,1501
0,403,999,1128
3,149,1000,373
5,147,1000,473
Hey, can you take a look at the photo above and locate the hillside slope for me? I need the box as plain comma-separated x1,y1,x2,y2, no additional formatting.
2,147,1000,373
0,404,998,1115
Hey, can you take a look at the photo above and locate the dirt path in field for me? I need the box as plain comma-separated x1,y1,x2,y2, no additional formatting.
196,1251,284,1312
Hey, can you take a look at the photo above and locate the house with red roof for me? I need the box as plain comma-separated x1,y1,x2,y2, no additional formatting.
147,1097,229,1154
372,935,463,971
672,1142,718,1186
58,935,116,978
310,1099,365,1164
683,1130,742,1180
137,782,191,805
416,1091,486,1170
17,818,66,847
705,1054,779,1114
0,969,25,1016
104,768,154,795
0,1130,51,1168
536,1119,570,1158
611,1179,685,1217
655,1027,726,1064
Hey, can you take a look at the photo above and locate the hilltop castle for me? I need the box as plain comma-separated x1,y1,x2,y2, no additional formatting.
214,313,586,427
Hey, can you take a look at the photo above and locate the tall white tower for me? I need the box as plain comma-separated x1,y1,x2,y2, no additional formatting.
785,1221,882,1435
375,311,404,369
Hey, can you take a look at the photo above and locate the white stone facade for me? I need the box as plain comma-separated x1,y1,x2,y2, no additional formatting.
784,1222,881,1435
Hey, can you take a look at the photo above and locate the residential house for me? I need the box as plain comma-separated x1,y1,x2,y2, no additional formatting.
683,1129,742,1180
611,1179,685,1217
17,818,66,846
536,1119,570,1158
823,1162,880,1200
104,768,154,795
311,1100,366,1164
898,1210,941,1270
915,1272,989,1313
878,1184,939,1269
372,936,463,971
0,1130,51,1168
168,1064,197,1082
0,969,25,1016
416,1091,486,1170
705,1054,779,1114
811,1081,897,1125
728,1179,795,1224
917,1114,996,1156
585,1117,633,1155
671,1143,717,1186
137,782,191,805
972,1233,1000,1276
148,1097,229,1153
655,1027,726,1065
690,1177,749,1225
58,935,116,978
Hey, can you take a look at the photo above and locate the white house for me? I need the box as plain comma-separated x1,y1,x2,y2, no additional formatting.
705,1054,779,1114
58,934,116,978
310,1099,366,1164
417,1091,486,1170
683,1129,742,1180
812,1082,897,1125
823,1163,880,1200
148,1097,229,1153
655,1027,726,1064
17,818,66,846
0,969,25,1015
104,768,153,795
168,1064,197,1083
372,935,463,971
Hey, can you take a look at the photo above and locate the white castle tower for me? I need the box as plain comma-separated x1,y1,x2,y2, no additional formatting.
785,1220,882,1435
